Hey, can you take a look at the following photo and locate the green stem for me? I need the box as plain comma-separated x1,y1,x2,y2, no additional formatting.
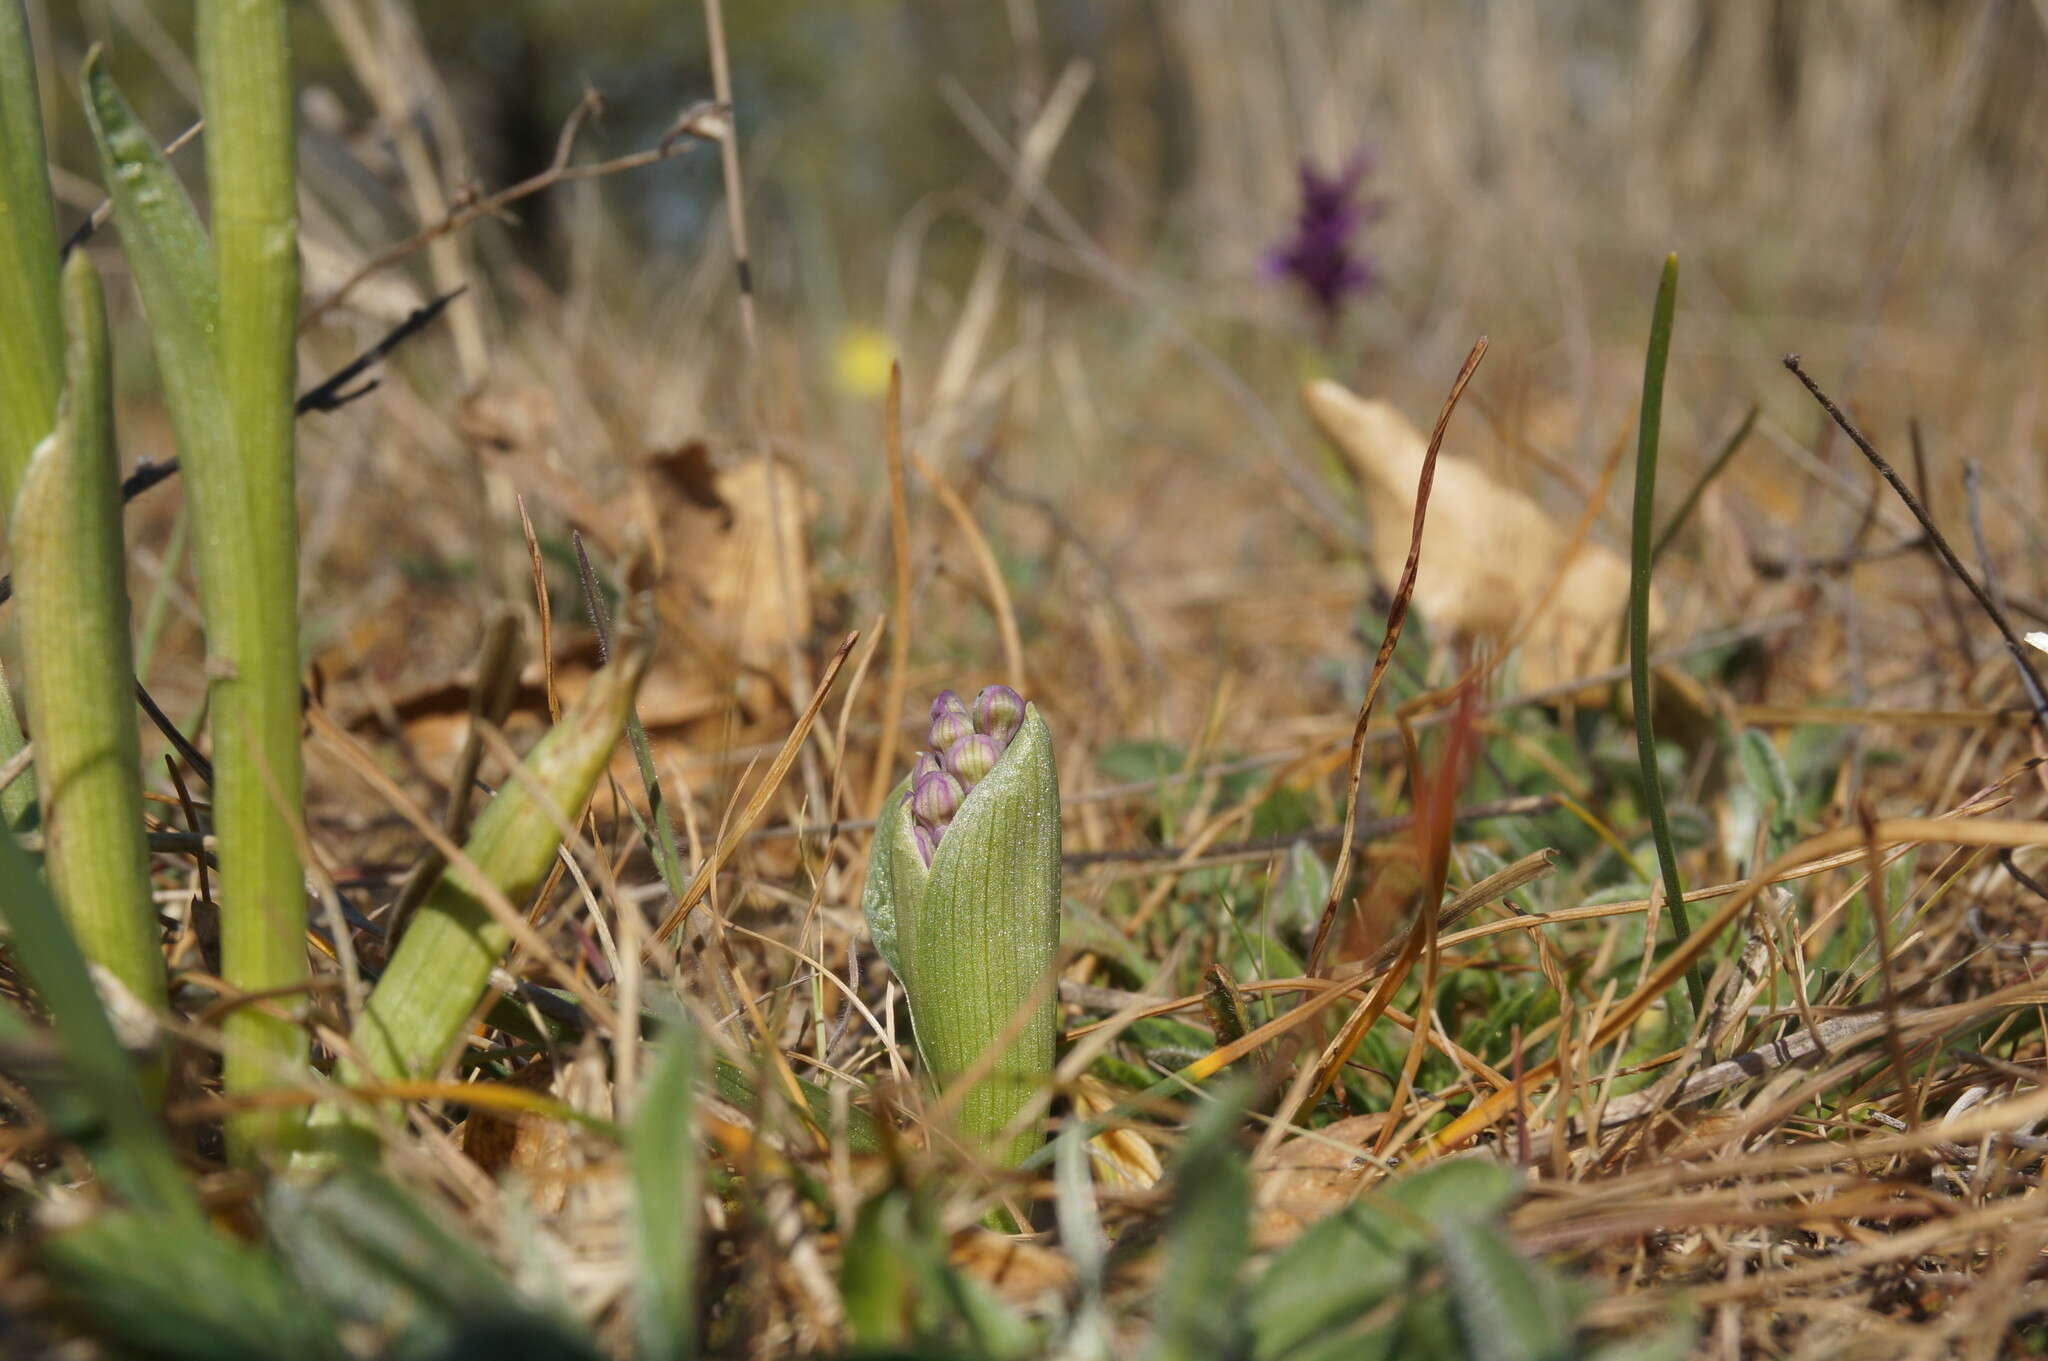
197,0,307,1157
1629,254,1704,1014
0,0,60,821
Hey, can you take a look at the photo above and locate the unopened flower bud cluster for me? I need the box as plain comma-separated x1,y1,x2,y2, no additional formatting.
908,685,1025,865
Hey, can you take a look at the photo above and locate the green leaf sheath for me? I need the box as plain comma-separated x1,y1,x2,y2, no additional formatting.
901,704,1061,1168
342,631,649,1090
14,254,163,1009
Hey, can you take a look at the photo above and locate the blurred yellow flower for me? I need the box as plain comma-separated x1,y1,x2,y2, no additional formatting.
832,325,895,400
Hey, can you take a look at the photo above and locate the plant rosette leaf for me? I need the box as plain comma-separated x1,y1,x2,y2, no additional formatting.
864,687,1060,1169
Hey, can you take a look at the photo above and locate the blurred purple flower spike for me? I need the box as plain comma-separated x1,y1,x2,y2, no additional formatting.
1267,152,1381,323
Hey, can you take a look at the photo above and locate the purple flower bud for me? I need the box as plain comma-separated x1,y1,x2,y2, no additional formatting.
931,689,969,724
913,822,939,866
945,732,1002,785
911,769,965,826
972,685,1025,746
930,707,973,752
910,750,940,786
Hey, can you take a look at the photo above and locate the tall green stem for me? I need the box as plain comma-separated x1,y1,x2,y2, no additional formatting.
197,0,307,1156
0,0,59,823
13,255,163,1012
1628,254,1704,1014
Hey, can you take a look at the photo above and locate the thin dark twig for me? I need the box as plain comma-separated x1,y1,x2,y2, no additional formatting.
1996,848,2048,905
134,681,212,785
0,290,466,609
1783,354,2048,729
301,100,722,328
293,288,466,413
1305,335,1488,979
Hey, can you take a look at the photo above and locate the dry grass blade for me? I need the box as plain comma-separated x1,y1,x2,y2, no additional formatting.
651,633,859,948
1305,336,1487,978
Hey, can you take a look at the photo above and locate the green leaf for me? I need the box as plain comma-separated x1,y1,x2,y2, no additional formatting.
902,705,1061,1167
1147,1089,1250,1361
1441,1219,1575,1361
265,1167,597,1360
841,1189,922,1350
1736,728,1797,859
1269,839,1331,936
629,1021,702,1361
43,1210,346,1361
338,631,650,1095
0,830,194,1219
861,776,924,982
13,251,163,1010
1251,1158,1520,1360
80,52,221,430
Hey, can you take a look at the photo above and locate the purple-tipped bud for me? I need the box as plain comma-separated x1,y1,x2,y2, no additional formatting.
913,822,939,866
972,685,1025,746
930,707,974,752
910,750,940,786
931,689,969,724
911,769,965,826
945,732,1002,785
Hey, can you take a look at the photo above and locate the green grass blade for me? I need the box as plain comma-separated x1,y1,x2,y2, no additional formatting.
629,1020,702,1361
341,629,648,1091
1627,253,1704,1013
0,829,195,1219
13,252,163,1010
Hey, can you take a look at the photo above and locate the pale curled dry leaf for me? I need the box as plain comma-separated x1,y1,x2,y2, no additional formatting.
1304,380,1663,693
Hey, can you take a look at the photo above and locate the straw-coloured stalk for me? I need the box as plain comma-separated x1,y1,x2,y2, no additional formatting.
12,253,163,1011
339,625,650,1093
83,0,309,1155
864,687,1061,1168
0,0,59,821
